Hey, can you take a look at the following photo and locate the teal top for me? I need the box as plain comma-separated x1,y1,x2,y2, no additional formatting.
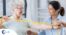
2,20,32,35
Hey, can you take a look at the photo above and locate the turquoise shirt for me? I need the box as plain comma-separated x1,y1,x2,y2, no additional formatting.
2,20,32,35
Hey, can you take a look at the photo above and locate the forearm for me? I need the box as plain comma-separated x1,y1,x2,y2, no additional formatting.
31,24,52,30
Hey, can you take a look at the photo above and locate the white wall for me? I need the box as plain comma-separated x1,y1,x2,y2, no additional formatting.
27,0,38,22
27,0,49,22
37,0,49,22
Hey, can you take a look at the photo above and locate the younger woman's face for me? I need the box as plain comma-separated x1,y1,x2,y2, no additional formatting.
48,5,57,16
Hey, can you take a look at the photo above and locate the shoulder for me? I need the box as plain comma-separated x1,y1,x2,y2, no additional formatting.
58,15,66,22
57,15,63,20
61,16,66,22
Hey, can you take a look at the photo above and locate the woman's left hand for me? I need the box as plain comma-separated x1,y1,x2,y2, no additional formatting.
52,20,62,29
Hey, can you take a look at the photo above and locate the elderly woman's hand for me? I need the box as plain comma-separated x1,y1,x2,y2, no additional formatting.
2,16,9,22
27,30,38,35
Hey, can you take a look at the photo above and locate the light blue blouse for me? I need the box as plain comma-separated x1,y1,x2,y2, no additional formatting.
38,16,64,35
61,16,66,35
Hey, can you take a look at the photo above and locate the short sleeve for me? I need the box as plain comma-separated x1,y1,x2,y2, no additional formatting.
62,17,66,22
2,22,9,28
2,21,14,29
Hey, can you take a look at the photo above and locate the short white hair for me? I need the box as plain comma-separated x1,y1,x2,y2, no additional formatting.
11,0,24,9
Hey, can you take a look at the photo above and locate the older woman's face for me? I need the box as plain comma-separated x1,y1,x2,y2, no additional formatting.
14,5,22,17
48,5,57,16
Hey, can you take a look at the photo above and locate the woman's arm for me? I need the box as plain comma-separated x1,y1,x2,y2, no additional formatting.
31,21,62,30
27,24,52,35
31,24,52,30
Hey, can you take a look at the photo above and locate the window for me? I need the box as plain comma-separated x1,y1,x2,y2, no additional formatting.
37,0,49,22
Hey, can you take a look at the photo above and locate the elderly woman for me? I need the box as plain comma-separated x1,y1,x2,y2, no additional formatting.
2,3,32,35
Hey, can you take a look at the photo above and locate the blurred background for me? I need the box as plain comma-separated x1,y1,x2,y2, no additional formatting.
0,0,66,22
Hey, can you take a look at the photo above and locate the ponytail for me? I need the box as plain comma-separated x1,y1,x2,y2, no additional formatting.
59,7,65,16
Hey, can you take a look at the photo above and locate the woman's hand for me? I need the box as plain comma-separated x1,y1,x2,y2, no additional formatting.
27,29,38,35
61,20,66,27
52,20,62,29
2,16,9,22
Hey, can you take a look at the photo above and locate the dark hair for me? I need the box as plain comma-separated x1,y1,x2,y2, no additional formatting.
59,7,65,16
49,1,65,16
